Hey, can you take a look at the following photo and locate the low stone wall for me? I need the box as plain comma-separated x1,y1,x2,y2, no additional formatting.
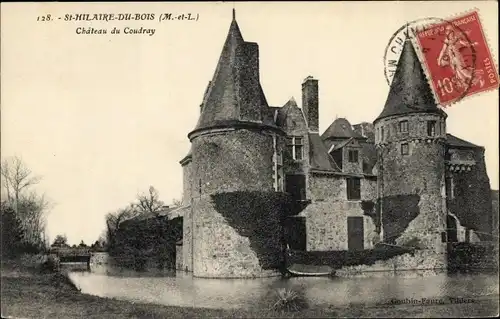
335,249,447,277
448,242,499,271
90,252,109,265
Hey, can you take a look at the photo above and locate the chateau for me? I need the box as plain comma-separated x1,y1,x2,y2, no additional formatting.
172,11,494,278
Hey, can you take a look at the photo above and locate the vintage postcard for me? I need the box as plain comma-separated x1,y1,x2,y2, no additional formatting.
1,1,498,318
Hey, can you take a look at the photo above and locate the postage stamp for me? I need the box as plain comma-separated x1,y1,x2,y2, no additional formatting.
414,10,499,106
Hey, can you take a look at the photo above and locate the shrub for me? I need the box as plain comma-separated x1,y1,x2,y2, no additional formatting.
271,288,308,313
40,255,60,273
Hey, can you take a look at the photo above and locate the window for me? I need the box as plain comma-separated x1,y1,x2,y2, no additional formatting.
380,127,385,141
401,143,409,155
285,175,306,201
399,120,408,133
445,177,454,200
273,136,284,192
348,150,359,163
287,136,303,160
427,121,436,136
346,177,361,200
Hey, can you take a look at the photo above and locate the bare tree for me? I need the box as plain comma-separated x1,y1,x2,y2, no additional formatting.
1,156,49,248
172,198,182,207
134,186,165,217
1,156,41,211
105,205,139,249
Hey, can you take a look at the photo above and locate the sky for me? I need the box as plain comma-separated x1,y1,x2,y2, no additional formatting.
1,1,498,245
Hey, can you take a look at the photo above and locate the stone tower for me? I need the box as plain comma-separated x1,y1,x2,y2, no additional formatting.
185,10,285,278
373,37,448,269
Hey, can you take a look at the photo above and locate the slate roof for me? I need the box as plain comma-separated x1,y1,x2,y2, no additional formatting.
195,10,269,131
322,118,364,140
308,133,341,172
445,133,482,149
375,37,446,122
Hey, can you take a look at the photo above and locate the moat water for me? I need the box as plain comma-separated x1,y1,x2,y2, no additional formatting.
66,263,499,310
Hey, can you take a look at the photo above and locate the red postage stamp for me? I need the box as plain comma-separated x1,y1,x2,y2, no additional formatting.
415,10,499,106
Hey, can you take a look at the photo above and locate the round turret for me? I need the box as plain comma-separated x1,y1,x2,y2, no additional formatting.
374,37,448,269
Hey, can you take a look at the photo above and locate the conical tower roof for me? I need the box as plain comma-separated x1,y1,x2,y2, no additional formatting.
375,36,446,122
194,10,269,131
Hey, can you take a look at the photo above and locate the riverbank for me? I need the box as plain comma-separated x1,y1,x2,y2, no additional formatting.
1,262,498,318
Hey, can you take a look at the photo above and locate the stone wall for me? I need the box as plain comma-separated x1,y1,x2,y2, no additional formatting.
181,161,193,206
182,206,193,272
375,113,446,145
282,103,311,196
191,129,275,195
299,201,377,251
191,192,287,278
90,252,109,266
175,244,183,270
301,174,378,251
492,190,499,244
376,113,447,256
302,77,319,132
336,249,447,277
447,148,493,241
189,128,284,277
342,143,363,175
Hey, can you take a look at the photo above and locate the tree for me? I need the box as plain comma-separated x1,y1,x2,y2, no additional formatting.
172,198,182,207
0,156,50,248
17,191,50,246
52,234,68,247
134,186,165,217
79,240,87,247
1,201,24,258
104,205,138,253
1,156,41,212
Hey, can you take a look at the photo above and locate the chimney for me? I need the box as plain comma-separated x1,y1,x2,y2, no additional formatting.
235,42,262,122
302,76,319,132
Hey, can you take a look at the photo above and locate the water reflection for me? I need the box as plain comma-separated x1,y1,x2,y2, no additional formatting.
68,264,499,310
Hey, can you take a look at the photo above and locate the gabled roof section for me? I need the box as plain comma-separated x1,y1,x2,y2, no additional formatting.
308,133,341,172
446,133,482,149
375,37,446,122
322,118,364,140
329,137,355,152
267,97,301,128
194,10,269,131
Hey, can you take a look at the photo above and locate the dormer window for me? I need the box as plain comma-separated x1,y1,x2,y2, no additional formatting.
427,121,436,136
287,136,303,160
348,150,359,163
399,120,408,133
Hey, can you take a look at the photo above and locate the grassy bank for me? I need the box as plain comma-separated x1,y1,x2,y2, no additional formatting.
1,262,498,318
